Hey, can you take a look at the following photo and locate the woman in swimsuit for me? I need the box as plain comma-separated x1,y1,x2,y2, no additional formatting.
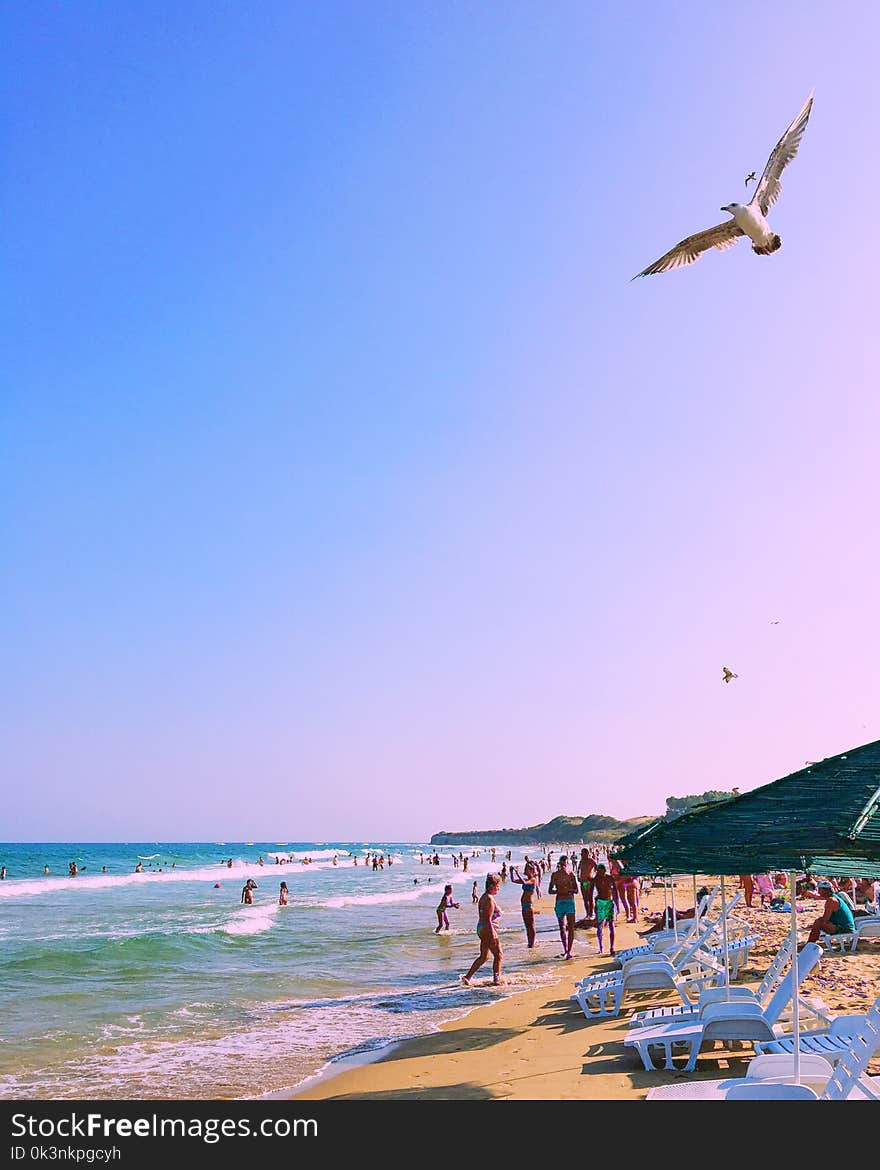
510,866,537,948
278,881,289,906
461,874,503,985
435,885,460,932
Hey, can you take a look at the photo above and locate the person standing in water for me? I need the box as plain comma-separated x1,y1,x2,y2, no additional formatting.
471,880,478,903
510,865,538,948
278,881,289,905
548,855,578,959
461,875,503,986
435,885,460,933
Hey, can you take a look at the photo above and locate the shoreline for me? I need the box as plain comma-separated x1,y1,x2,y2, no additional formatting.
287,895,677,1101
286,890,880,1101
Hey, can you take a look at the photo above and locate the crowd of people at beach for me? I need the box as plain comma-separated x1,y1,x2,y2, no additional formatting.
456,848,641,985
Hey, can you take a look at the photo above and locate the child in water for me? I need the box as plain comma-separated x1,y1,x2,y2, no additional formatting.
278,881,289,906
435,885,460,933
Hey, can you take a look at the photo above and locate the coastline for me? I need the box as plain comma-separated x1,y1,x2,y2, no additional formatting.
288,889,681,1101
288,889,880,1101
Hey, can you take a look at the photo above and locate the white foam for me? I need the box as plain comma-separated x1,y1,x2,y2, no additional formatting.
311,884,441,909
0,859,338,902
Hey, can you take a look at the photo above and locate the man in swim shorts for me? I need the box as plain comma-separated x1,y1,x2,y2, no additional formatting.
578,848,596,916
548,855,579,959
593,864,616,954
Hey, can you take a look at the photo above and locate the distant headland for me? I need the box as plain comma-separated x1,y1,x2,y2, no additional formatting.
429,813,656,847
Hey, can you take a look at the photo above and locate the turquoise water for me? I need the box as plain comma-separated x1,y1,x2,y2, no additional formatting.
0,842,573,1099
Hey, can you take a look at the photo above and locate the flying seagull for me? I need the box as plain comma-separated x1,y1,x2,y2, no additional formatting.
634,93,813,277
769,620,781,625
722,667,738,684
745,171,757,187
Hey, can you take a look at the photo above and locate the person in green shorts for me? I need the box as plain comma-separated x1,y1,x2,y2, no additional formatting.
593,863,617,955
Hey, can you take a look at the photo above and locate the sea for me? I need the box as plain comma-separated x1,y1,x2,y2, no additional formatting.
0,841,581,1100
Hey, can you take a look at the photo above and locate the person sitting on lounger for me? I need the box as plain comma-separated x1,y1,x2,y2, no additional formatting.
805,880,855,944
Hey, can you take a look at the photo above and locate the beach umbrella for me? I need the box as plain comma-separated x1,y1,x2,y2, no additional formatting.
617,737,880,1083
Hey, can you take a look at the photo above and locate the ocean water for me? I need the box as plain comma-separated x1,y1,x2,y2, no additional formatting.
0,842,577,1100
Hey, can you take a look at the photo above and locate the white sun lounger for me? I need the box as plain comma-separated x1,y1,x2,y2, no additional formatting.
573,920,724,1018
646,992,880,1100
625,942,823,1071
629,937,830,1031
629,935,795,1029
614,888,720,965
755,1010,879,1064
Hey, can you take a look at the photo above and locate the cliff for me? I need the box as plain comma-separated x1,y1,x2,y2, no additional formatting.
429,814,655,847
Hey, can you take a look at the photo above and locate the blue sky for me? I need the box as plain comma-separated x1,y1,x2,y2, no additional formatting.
4,3,880,840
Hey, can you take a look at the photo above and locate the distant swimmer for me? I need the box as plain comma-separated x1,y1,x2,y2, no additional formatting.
241,881,257,905
472,881,478,903
0,866,6,880
722,666,738,683
745,170,757,187
227,859,233,869
69,862,78,876
44,865,50,875
134,862,143,873
279,882,289,906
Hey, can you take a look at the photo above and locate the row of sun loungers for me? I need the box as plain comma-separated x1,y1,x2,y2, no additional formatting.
570,896,880,1099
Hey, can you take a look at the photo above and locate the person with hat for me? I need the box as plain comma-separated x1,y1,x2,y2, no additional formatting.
805,880,856,944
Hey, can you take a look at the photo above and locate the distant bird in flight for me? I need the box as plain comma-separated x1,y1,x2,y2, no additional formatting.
770,620,781,625
634,93,813,277
722,667,738,684
745,171,757,187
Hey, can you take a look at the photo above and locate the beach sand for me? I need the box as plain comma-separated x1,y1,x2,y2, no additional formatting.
292,882,880,1100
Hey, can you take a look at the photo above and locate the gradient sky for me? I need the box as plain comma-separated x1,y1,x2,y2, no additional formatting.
3,3,880,841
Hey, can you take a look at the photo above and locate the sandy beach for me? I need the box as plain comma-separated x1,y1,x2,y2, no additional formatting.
293,884,880,1101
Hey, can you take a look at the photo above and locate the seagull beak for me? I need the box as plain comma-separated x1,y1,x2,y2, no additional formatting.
720,205,730,213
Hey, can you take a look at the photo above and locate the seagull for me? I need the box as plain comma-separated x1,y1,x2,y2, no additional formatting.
722,667,738,684
745,171,757,187
769,620,781,625
634,93,813,277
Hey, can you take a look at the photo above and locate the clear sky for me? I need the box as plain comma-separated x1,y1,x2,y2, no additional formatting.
3,2,879,841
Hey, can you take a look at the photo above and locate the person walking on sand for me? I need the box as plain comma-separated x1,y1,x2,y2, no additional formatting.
578,848,596,917
739,873,755,908
510,865,538,948
593,863,617,955
278,882,289,906
461,875,503,986
435,885,460,933
548,855,578,959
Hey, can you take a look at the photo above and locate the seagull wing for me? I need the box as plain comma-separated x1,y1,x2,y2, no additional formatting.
754,93,813,216
634,220,744,278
